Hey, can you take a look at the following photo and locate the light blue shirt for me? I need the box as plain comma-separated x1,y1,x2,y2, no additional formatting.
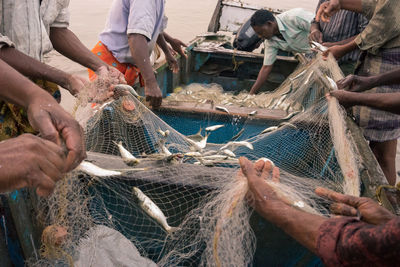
99,0,166,64
263,8,313,65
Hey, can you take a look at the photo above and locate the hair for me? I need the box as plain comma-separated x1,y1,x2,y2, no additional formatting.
250,9,275,27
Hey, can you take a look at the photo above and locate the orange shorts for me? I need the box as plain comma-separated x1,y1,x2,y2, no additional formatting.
88,41,143,86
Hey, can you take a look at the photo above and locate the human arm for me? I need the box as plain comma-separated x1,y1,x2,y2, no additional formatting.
156,34,179,73
49,27,126,91
0,134,67,196
322,35,356,47
163,32,188,58
128,34,162,108
0,59,85,171
239,157,327,254
330,90,400,114
249,65,273,95
315,187,396,224
316,0,362,22
309,22,323,43
322,39,358,59
338,69,400,91
0,45,85,95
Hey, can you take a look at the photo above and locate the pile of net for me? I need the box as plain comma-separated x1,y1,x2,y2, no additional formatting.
28,53,363,266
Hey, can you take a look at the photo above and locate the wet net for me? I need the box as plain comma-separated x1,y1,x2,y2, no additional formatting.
28,53,363,266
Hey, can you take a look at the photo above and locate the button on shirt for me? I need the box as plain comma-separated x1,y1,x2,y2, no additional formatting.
99,0,167,65
0,0,70,61
263,8,313,66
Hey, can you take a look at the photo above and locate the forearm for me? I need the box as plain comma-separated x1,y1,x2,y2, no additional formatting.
0,46,71,88
350,92,400,115
331,36,357,46
128,34,157,86
338,0,363,13
50,27,106,72
250,65,273,94
369,68,400,88
261,203,327,254
0,59,56,108
156,34,171,55
162,32,174,44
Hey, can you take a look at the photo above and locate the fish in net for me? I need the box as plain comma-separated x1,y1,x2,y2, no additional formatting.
27,54,364,266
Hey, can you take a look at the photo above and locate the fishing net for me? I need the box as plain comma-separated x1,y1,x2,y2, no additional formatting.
27,53,364,266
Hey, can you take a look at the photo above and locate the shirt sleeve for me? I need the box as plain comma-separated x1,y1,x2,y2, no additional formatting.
294,10,313,32
263,40,278,65
51,7,70,28
354,0,400,53
317,217,400,266
0,34,15,49
127,0,157,40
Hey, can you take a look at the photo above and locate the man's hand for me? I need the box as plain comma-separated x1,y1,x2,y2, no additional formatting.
144,81,163,108
26,94,86,171
0,134,67,196
337,74,375,92
322,45,347,60
65,75,87,96
315,187,396,225
309,29,323,43
316,0,341,22
167,38,188,58
165,52,179,73
239,157,285,220
328,90,357,108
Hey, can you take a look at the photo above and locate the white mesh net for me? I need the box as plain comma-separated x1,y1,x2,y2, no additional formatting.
28,54,363,266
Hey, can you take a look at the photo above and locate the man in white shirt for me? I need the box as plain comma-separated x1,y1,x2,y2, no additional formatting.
90,0,187,108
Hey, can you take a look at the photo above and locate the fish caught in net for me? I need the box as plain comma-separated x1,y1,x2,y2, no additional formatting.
27,53,364,266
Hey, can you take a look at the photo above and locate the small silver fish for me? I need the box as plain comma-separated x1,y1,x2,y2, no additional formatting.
160,143,172,156
221,149,236,158
184,151,203,157
113,141,140,166
220,141,253,151
187,128,209,151
77,161,122,177
133,187,179,234
325,75,338,91
261,126,278,134
215,106,230,114
202,155,228,161
282,111,300,121
279,122,297,129
205,124,225,132
114,84,140,97
248,110,257,116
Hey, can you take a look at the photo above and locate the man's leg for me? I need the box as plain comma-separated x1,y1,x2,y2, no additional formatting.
369,139,397,185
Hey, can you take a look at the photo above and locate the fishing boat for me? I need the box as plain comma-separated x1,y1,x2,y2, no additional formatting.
1,1,399,266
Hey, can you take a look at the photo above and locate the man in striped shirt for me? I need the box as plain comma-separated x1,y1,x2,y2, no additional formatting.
309,0,368,75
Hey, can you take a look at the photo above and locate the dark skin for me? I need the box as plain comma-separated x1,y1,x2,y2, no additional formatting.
0,134,66,197
50,27,126,97
0,59,86,172
239,157,397,255
250,22,279,95
128,34,163,108
314,0,362,60
0,46,85,95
